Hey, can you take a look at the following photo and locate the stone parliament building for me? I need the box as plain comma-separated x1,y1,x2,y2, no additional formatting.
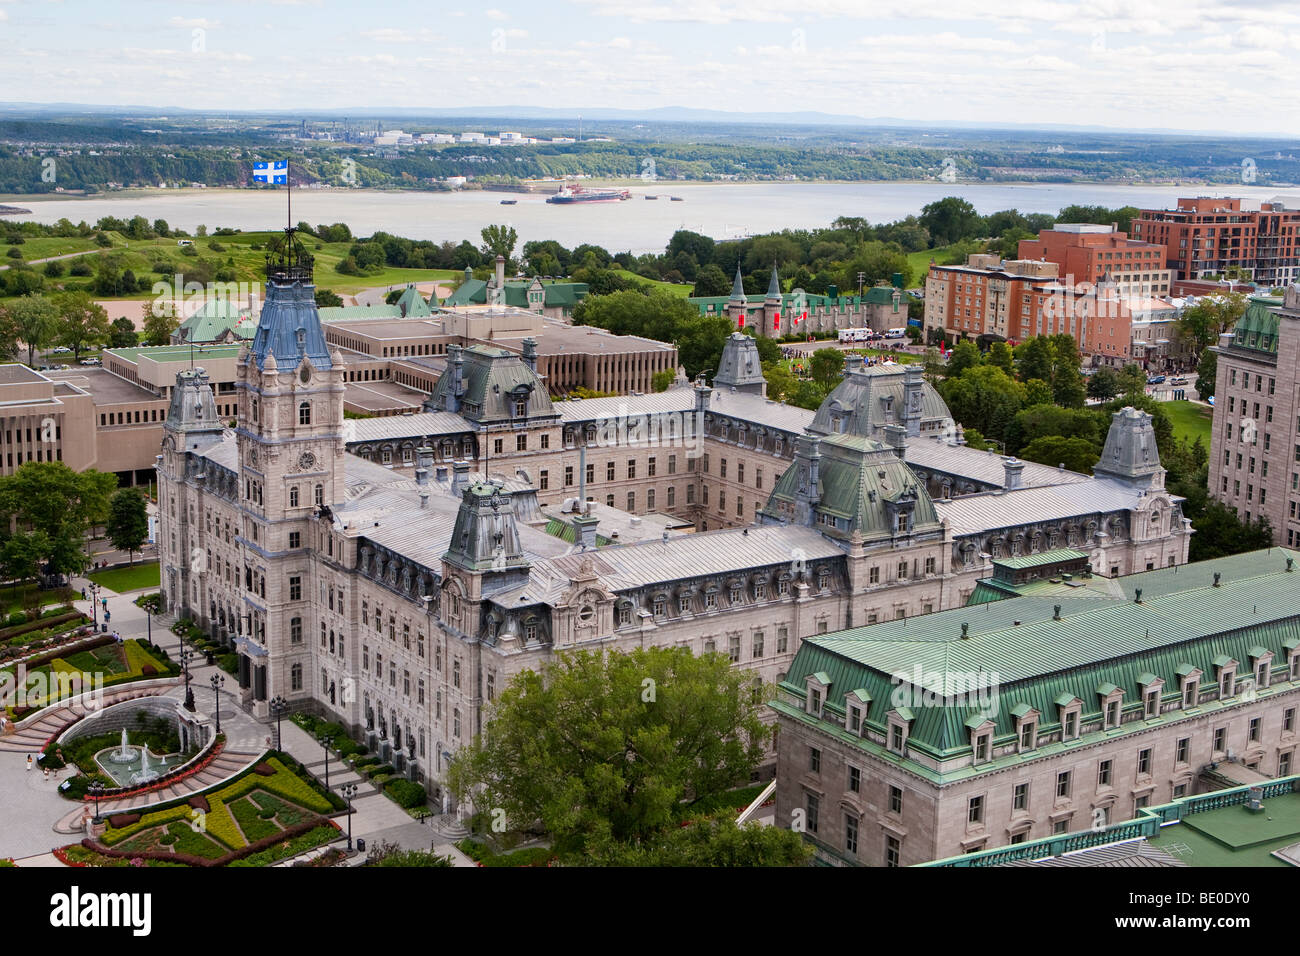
157,235,1192,802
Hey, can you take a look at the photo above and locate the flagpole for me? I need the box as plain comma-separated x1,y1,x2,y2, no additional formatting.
287,159,292,232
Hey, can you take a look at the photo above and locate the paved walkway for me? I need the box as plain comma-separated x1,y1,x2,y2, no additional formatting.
0,576,465,865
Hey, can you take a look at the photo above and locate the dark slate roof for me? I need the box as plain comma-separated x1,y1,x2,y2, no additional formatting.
250,277,333,371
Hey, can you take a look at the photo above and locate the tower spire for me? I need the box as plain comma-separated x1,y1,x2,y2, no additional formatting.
729,263,747,301
767,262,782,299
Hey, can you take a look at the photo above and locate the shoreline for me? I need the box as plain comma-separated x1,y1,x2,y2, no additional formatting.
0,177,1274,205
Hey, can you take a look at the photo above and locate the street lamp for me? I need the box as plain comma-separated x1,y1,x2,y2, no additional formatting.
339,782,357,851
209,673,225,734
88,779,105,822
269,695,289,752
319,733,331,790
180,648,196,711
88,582,99,627
144,599,153,648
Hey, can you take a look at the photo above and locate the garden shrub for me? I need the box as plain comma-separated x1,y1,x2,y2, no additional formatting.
7,612,25,627
201,800,245,850
230,797,279,843
384,779,426,809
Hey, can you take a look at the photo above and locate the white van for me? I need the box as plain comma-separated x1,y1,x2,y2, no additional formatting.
883,327,908,340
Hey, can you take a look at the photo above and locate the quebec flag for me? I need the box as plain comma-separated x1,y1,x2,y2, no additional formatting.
253,161,288,184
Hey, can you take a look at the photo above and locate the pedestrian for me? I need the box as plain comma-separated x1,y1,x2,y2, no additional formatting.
43,766,49,780
26,754,33,771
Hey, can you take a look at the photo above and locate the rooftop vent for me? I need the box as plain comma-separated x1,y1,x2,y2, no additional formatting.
960,623,969,639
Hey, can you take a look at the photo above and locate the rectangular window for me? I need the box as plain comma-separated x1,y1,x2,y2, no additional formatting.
540,470,549,491
844,815,858,855
1213,726,1226,752
1249,716,1261,742
967,795,984,824
848,766,861,793
1056,771,1071,799
289,576,301,601
1098,759,1113,787
289,532,301,549
885,835,900,868
889,786,903,814
1013,782,1028,811
1137,748,1151,775
1176,737,1190,764
516,434,527,452
627,459,636,480
564,466,573,486
606,462,615,481
805,793,819,834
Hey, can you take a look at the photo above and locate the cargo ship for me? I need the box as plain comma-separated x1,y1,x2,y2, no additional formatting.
546,184,631,204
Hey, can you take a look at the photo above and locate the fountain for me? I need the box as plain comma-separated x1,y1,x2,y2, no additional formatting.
107,728,138,765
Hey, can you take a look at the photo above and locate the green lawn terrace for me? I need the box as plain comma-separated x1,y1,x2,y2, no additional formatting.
87,561,161,594
83,755,341,867
1,637,172,719
923,775,1300,867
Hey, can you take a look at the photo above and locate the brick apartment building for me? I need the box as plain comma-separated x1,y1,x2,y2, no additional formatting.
1130,197,1300,286
924,255,1136,366
1017,223,1171,295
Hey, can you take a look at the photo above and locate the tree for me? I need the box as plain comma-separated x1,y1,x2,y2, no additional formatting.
809,348,845,392
987,342,1015,375
940,365,1026,441
3,294,58,365
1087,367,1119,401
945,340,982,378
1195,348,1217,401
141,300,179,347
0,462,116,578
1024,378,1053,407
479,224,519,271
574,290,728,380
691,263,731,297
1004,405,1101,456
587,817,811,867
1174,292,1246,361
763,363,798,403
838,241,910,293
1114,363,1147,398
1018,435,1101,474
108,316,138,349
651,369,675,393
365,841,454,868
447,646,770,860
314,288,343,308
105,489,149,566
53,291,111,361
919,197,982,247
1189,502,1273,562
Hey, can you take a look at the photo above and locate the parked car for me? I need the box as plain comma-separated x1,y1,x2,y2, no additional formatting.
1170,377,1188,386
50,346,72,354
1147,374,1166,385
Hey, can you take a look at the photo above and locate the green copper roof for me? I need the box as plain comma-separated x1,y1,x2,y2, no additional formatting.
993,549,1088,571
765,433,940,542
319,304,403,322
1229,295,1284,354
773,549,1300,763
442,278,588,310
394,284,433,318
426,345,556,423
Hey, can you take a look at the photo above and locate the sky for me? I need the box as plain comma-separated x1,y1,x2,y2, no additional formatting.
3,0,1300,134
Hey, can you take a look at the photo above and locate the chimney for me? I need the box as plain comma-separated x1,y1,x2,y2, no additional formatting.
435,465,448,482
495,254,505,290
445,345,465,413
521,337,538,373
883,424,907,459
572,512,599,550
843,352,865,376
1002,457,1025,491
452,459,471,496
902,364,924,437
416,445,434,476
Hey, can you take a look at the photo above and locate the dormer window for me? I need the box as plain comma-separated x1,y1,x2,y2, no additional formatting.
513,399,527,417
652,596,666,617
974,732,991,762
1250,649,1274,689
617,603,632,627
846,690,871,736
888,709,913,755
1215,657,1238,699
1097,682,1123,730
1138,674,1164,719
806,673,830,718
1012,704,1038,752
754,581,767,600
1056,694,1082,740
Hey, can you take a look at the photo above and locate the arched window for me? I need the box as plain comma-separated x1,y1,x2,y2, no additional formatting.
315,484,324,506
289,486,299,508
299,401,311,426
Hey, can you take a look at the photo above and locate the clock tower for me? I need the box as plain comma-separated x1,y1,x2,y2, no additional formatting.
233,229,345,716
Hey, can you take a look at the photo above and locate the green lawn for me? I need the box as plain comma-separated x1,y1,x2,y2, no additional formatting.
4,237,106,260
907,243,966,284
1163,400,1213,448
88,561,160,594
612,268,694,297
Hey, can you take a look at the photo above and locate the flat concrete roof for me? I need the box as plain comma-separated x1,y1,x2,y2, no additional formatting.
44,368,163,405
343,380,428,413
0,364,49,385
328,318,447,340
493,324,676,355
107,344,243,365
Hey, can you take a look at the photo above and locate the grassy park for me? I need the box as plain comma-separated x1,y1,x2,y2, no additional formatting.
1163,400,1214,448
88,560,160,594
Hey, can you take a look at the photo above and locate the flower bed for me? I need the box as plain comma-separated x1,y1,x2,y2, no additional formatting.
69,738,225,803
88,820,340,868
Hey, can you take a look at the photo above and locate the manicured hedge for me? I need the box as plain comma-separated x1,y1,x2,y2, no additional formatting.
384,779,426,810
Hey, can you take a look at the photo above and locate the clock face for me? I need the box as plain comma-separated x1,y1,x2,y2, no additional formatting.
298,452,316,471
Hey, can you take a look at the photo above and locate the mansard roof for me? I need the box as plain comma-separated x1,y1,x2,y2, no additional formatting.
249,276,334,372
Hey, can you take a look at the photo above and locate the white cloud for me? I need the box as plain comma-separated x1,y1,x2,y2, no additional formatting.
169,16,220,29
485,8,508,19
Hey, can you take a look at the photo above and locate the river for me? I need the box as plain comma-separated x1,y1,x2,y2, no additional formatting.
8,182,1296,254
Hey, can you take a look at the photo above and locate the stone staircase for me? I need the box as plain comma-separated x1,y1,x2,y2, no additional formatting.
0,684,180,754
52,747,263,834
